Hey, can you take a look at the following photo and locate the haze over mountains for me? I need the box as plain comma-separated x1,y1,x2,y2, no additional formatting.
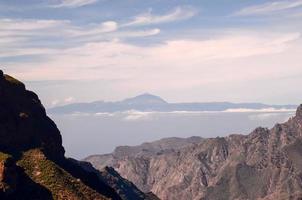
3,0,302,199
2,69,301,200
48,93,296,114
48,93,296,158
86,105,302,200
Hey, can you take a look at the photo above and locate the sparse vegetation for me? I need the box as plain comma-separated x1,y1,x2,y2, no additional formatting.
4,75,23,86
19,112,29,118
17,149,108,200
0,152,11,162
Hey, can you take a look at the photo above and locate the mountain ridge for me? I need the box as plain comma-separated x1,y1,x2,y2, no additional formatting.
48,93,296,114
0,70,158,200
121,93,167,105
85,104,302,200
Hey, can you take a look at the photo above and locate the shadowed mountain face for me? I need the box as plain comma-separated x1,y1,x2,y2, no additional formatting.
86,105,302,200
0,71,157,200
0,72,65,160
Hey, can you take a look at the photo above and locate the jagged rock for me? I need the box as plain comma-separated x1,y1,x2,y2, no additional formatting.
70,159,155,200
0,72,65,160
296,104,302,120
0,71,156,200
86,106,302,200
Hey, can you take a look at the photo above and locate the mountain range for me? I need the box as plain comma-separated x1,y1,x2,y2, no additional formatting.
3,69,302,200
48,93,296,114
0,70,158,200
85,105,302,200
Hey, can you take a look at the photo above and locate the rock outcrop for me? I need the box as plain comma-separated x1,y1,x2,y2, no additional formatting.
0,70,156,200
86,106,302,200
0,72,64,160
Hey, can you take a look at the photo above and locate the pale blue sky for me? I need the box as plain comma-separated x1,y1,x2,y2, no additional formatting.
1,0,302,106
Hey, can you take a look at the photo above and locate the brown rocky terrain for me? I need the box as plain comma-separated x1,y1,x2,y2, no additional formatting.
85,136,204,172
0,70,157,200
86,106,302,200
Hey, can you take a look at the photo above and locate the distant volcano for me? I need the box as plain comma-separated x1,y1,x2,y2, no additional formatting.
48,93,296,114
121,93,167,105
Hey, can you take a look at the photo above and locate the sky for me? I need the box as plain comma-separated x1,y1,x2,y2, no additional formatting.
1,0,302,107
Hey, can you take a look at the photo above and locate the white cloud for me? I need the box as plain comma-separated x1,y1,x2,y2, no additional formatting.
148,32,300,62
0,47,57,58
0,18,116,38
0,18,161,58
1,16,302,105
5,31,301,94
122,111,154,121
51,99,60,106
64,97,75,103
77,28,161,42
235,0,302,16
51,110,296,122
48,97,75,107
0,36,26,45
248,113,293,121
0,18,68,30
122,109,296,122
67,21,118,37
224,108,296,113
113,28,160,38
0,18,160,48
51,0,98,8
123,6,197,27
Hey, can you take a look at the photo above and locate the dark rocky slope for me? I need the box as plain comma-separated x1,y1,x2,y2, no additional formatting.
86,106,302,200
0,70,155,200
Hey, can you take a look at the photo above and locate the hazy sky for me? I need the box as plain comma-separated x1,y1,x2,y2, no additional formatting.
1,0,302,107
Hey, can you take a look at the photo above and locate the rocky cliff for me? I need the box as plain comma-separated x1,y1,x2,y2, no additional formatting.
0,70,156,200
86,106,302,200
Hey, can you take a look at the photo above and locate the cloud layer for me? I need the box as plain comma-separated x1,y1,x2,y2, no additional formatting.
235,0,302,16
5,31,300,82
62,109,296,122
51,0,99,8
1,1,302,105
123,6,197,27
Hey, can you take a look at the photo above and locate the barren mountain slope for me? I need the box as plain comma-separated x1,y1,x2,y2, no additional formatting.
86,106,302,200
